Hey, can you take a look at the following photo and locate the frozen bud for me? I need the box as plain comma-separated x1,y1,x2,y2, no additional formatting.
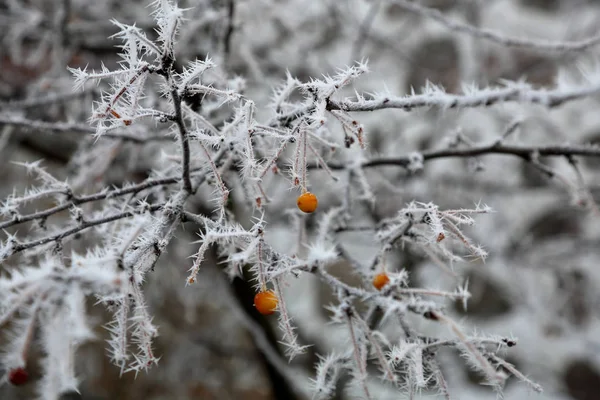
406,152,424,173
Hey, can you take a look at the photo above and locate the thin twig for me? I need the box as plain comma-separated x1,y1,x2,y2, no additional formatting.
0,90,91,110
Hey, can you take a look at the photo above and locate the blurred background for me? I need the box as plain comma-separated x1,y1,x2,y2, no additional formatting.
1,0,600,399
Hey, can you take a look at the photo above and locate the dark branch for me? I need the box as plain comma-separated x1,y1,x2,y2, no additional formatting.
169,86,193,193
223,0,236,64
320,143,600,170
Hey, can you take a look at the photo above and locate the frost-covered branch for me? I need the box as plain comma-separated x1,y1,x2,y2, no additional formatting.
388,0,600,52
0,174,182,230
327,80,600,112
0,114,171,143
3,1,596,398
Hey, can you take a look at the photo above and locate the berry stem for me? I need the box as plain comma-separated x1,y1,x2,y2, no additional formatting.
257,238,267,292
301,127,308,194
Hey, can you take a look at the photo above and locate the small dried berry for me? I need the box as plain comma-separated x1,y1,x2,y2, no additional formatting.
8,367,29,386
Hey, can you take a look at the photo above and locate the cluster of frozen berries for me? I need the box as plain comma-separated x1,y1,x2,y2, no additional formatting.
253,190,390,316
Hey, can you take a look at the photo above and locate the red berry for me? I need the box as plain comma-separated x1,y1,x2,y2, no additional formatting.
8,367,29,386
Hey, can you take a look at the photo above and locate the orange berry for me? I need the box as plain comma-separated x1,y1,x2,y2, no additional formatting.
254,290,278,315
297,192,318,213
372,273,390,291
